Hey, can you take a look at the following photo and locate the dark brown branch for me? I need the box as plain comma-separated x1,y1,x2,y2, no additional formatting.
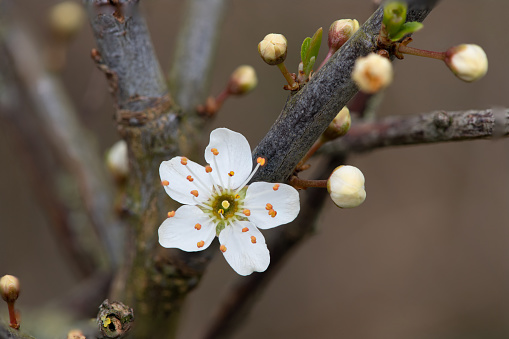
169,0,229,114
322,108,509,155
252,0,439,183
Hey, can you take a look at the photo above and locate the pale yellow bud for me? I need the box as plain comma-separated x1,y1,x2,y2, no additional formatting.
351,53,393,93
67,329,86,339
106,140,129,180
445,44,488,82
327,165,366,208
258,33,288,65
229,65,258,95
322,107,351,141
328,19,360,51
0,275,20,303
48,1,85,39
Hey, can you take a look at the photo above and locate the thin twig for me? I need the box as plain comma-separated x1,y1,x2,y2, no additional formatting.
322,108,509,155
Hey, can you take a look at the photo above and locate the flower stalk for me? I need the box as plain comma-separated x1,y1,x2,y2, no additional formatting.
277,62,299,90
397,43,446,60
289,176,328,189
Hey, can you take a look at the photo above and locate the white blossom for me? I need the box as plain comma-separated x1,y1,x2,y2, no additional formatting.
159,128,300,276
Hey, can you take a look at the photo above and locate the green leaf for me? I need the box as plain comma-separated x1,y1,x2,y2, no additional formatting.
301,37,311,68
304,56,316,76
303,27,322,75
383,1,407,37
389,21,423,41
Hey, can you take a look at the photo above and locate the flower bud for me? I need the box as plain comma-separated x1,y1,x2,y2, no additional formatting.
445,44,488,82
383,1,407,37
0,275,20,303
328,19,360,51
48,1,85,40
351,53,393,93
258,33,288,65
228,65,258,95
106,140,129,181
67,329,86,339
327,165,366,208
322,107,351,141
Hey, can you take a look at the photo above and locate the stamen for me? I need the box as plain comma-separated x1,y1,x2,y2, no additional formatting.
265,203,273,210
273,184,280,191
205,165,213,173
243,209,251,216
250,236,257,244
211,155,225,188
234,162,263,195
195,223,202,230
167,211,175,218
268,209,277,218
228,171,234,177
193,196,213,210
182,163,212,195
191,190,199,197
161,180,169,186
220,244,227,252
186,175,194,182
256,157,266,166
242,227,249,232
211,148,219,156
181,157,188,165
235,194,240,199
221,200,230,209
197,240,205,248
218,208,225,215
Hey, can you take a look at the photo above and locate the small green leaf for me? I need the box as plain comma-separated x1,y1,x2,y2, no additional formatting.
303,27,322,75
383,1,407,37
389,21,423,41
301,37,311,67
304,56,316,76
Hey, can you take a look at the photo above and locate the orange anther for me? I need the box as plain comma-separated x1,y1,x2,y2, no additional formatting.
195,223,202,230
205,165,213,173
161,180,169,186
269,209,277,218
228,171,234,177
211,148,219,156
265,203,273,210
167,211,175,218
243,209,251,216
186,175,194,182
191,190,199,197
273,184,280,191
250,236,257,244
220,244,227,253
256,157,266,166
181,157,188,165
235,194,240,199
242,227,249,232
218,208,224,215
197,240,205,248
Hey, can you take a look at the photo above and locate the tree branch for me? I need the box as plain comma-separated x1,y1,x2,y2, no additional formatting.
252,0,439,183
322,108,509,155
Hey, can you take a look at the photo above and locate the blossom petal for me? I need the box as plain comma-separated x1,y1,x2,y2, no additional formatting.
219,221,269,276
158,205,216,252
244,182,300,229
160,156,214,205
204,128,253,190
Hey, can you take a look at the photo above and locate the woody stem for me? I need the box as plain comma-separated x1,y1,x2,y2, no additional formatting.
397,44,446,60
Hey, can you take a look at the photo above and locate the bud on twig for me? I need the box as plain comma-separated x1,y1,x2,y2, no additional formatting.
327,165,366,208
352,53,393,93
0,275,20,329
48,1,85,40
445,44,488,82
258,33,288,65
328,19,359,53
322,107,351,141
106,140,129,182
228,65,258,95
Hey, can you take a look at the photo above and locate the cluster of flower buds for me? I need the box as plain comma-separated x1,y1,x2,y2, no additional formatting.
352,53,393,93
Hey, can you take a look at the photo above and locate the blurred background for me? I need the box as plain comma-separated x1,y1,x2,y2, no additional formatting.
1,0,508,338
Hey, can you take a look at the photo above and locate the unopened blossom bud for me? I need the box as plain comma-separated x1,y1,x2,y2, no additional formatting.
48,1,85,39
67,329,86,339
258,33,288,65
445,44,488,82
322,107,351,141
328,19,360,52
228,65,258,95
352,53,393,93
0,275,20,303
327,165,366,208
106,140,129,181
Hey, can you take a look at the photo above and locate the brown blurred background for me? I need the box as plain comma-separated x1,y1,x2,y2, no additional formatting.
1,0,508,338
